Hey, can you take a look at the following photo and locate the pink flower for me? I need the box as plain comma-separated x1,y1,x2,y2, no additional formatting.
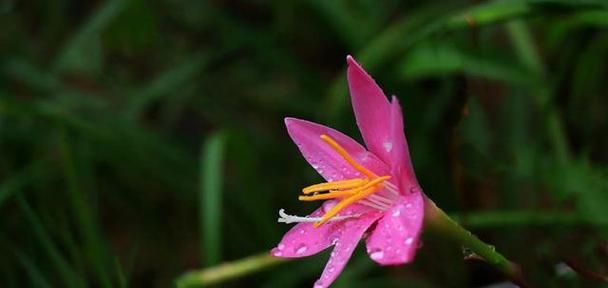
272,56,424,288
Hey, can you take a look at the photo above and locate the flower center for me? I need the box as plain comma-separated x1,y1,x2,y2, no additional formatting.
297,135,398,228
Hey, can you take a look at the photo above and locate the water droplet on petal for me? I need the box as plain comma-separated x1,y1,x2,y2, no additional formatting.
370,249,384,261
296,244,308,255
273,250,282,257
383,141,393,152
405,237,414,245
277,244,285,250
314,281,325,288
392,209,401,217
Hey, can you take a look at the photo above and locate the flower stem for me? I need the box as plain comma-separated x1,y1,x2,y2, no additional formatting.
175,253,286,287
424,198,528,287
175,208,595,286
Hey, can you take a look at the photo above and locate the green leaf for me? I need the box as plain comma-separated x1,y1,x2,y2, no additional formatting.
399,42,536,85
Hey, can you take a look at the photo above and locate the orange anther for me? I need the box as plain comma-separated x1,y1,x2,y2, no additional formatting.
313,176,390,227
302,178,367,194
320,135,377,179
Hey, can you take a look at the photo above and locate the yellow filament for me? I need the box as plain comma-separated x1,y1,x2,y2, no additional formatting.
297,134,393,228
320,135,377,179
302,178,367,194
313,186,381,228
313,176,391,227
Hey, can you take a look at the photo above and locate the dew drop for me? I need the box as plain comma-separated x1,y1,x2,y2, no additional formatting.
405,237,414,245
328,266,335,273
277,244,285,250
296,244,308,255
273,250,282,257
370,249,384,260
331,238,339,246
392,209,401,217
313,281,325,288
383,141,393,152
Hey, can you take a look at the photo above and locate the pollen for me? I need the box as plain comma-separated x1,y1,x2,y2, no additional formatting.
298,134,397,228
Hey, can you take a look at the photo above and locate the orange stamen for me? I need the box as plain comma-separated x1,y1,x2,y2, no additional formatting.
302,178,367,194
312,176,391,227
296,135,393,228
320,135,377,179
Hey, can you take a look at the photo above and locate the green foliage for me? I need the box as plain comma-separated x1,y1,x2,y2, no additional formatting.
1,0,608,287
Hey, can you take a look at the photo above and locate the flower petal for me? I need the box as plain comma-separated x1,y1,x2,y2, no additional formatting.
365,190,424,265
271,200,374,258
346,55,392,163
313,209,382,288
285,117,388,181
388,96,418,190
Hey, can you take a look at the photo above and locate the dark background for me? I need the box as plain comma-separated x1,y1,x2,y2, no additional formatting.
1,0,607,287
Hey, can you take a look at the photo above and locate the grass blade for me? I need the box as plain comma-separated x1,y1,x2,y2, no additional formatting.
200,131,226,266
52,0,126,73
16,195,86,288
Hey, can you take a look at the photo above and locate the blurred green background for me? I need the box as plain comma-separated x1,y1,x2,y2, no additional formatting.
1,0,608,287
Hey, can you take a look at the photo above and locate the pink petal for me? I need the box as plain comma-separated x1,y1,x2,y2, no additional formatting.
346,55,393,164
365,190,424,265
271,200,375,258
388,96,418,190
285,118,388,181
313,209,382,288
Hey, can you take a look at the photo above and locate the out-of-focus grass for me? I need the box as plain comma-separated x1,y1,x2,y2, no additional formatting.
200,132,226,267
1,0,608,287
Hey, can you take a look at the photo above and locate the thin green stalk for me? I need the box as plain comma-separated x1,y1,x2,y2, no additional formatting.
59,131,112,288
16,195,86,288
176,207,598,287
200,132,226,266
176,253,285,288
424,199,527,287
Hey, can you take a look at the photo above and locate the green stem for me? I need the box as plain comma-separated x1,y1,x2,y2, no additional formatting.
424,198,528,287
175,208,601,287
176,253,286,288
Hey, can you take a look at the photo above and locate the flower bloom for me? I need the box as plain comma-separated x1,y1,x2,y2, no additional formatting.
272,56,424,288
